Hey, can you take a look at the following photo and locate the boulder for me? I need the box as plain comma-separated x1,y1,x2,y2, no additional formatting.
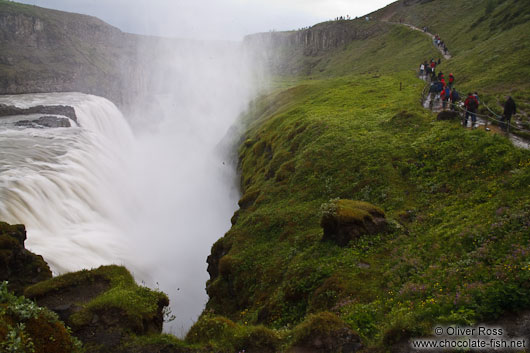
321,199,389,246
289,312,363,353
0,221,52,294
436,110,461,121
25,265,170,353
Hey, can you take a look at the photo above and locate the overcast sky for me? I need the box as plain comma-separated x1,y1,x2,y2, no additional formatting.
17,0,395,40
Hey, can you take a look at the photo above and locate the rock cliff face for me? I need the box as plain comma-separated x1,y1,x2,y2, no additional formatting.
0,221,52,295
243,20,386,75
0,2,141,106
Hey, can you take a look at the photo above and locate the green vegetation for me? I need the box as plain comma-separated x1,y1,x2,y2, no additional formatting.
25,265,169,333
196,2,530,349
1,0,529,351
371,0,530,124
0,282,83,353
201,71,529,350
186,314,281,352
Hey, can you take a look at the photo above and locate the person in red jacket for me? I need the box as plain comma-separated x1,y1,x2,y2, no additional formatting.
440,86,450,110
448,73,455,88
464,93,479,128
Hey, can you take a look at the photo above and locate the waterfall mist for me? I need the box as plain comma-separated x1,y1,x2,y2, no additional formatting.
119,38,261,334
0,37,267,336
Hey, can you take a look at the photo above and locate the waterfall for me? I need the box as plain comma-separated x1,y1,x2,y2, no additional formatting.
0,93,135,273
0,90,241,335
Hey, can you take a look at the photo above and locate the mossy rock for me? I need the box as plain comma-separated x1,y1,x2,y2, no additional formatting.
218,255,241,279
207,237,232,281
185,315,238,345
119,333,194,353
383,110,424,129
25,265,169,351
308,275,348,312
320,200,389,246
289,312,363,352
238,187,261,209
436,110,461,121
0,221,52,295
234,325,281,353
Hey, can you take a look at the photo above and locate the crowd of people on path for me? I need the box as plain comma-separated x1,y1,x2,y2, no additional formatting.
419,58,517,131
433,34,449,56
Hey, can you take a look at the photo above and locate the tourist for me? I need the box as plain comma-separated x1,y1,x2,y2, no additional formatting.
441,86,450,110
464,93,479,128
502,96,516,132
450,89,460,111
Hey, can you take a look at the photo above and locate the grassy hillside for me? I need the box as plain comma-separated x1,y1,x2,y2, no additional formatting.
191,1,530,352
197,72,529,351
371,0,530,106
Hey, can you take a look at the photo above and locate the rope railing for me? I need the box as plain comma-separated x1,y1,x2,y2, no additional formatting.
432,97,523,132
418,71,523,133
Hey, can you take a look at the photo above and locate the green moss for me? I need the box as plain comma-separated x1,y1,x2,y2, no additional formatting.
238,187,260,209
218,255,241,279
290,311,350,346
202,68,529,350
25,265,130,298
121,333,193,352
186,315,238,346
234,325,281,353
308,275,348,312
25,265,168,332
336,200,385,222
186,315,282,352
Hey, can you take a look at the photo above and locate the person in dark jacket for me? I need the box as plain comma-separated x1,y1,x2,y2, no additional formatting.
502,96,516,131
464,93,479,128
450,89,460,111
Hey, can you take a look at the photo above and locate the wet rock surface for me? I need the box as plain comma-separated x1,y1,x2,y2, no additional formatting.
15,115,72,128
0,103,77,121
0,221,52,295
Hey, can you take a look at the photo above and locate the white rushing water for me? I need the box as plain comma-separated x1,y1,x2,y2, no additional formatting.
0,90,242,335
0,93,135,272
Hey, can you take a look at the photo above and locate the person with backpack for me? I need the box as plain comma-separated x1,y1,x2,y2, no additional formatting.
502,96,516,132
464,93,479,128
450,89,460,111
